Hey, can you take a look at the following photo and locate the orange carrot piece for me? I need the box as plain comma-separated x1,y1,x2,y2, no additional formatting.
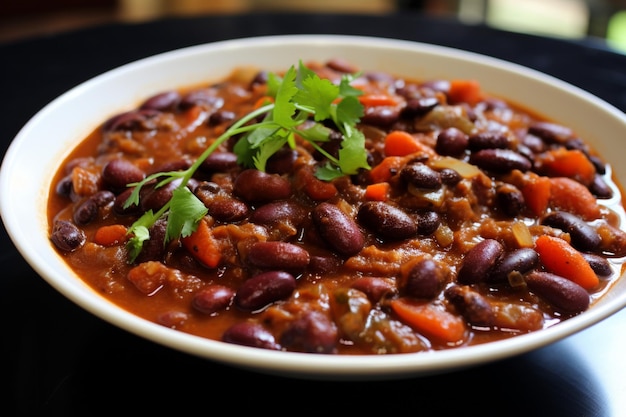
521,175,551,217
368,156,405,183
390,298,466,343
384,130,424,157
304,177,337,201
447,79,483,105
253,95,274,109
549,177,601,220
93,224,128,247
535,235,599,290
358,94,400,107
364,182,390,201
181,218,221,268
539,148,596,186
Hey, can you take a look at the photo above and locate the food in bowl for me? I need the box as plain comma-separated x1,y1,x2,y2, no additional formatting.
47,56,626,355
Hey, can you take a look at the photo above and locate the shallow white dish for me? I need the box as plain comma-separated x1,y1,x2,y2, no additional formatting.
2,34,626,380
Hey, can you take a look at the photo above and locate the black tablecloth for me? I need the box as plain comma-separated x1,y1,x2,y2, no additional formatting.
2,12,626,416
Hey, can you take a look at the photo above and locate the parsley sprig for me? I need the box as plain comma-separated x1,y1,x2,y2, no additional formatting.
123,61,369,262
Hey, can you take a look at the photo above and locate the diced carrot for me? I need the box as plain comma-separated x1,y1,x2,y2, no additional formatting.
535,234,599,290
549,177,601,220
93,224,128,247
368,156,405,183
521,174,551,217
390,298,466,343
384,130,426,157
358,94,400,107
253,95,274,109
447,79,483,105
364,182,390,201
304,176,337,201
539,148,596,186
181,217,221,268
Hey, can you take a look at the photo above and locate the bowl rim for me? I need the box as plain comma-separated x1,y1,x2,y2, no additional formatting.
2,34,626,379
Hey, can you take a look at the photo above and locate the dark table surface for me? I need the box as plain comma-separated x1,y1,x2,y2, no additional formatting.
2,12,626,417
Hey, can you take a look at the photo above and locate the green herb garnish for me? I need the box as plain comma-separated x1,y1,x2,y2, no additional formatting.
124,61,369,262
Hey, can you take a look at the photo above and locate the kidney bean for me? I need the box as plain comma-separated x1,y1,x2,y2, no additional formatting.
55,174,73,198
350,277,396,303
90,190,115,207
222,322,282,350
416,211,440,236
200,151,239,174
312,202,364,256
266,148,298,174
589,174,613,199
102,159,146,192
235,271,297,311
207,196,250,222
401,258,445,299
140,178,182,212
233,169,292,203
280,310,338,354
361,106,401,126
469,149,531,173
496,183,525,217
582,253,613,277
179,89,224,110
541,211,601,251
250,200,307,227
445,285,495,326
435,127,468,157
525,271,590,313
50,220,86,252
402,96,440,117
308,254,342,274
114,187,141,215
358,201,417,240
208,110,236,126
192,285,235,314
439,168,462,185
457,239,504,284
400,162,442,190
134,218,168,263
157,311,189,328
73,198,98,225
246,241,310,271
528,121,574,144
468,132,510,150
102,109,162,132
489,248,539,283
139,90,181,111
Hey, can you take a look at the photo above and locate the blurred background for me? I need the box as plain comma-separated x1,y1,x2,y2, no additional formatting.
1,0,625,52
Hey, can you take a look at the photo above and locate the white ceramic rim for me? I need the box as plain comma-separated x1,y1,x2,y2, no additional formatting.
2,34,626,379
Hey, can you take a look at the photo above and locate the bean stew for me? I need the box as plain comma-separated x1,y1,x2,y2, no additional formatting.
48,59,626,355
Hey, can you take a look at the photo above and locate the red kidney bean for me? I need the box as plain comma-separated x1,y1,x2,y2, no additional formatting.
208,110,236,126
457,239,504,284
134,218,168,263
307,254,342,274
416,211,440,236
102,109,163,132
50,220,85,252
207,196,250,222
350,277,396,303
495,183,525,217
179,89,224,110
469,149,531,173
439,168,462,185
199,151,239,174
55,174,73,198
402,96,440,117
401,258,445,299
528,121,574,144
246,241,310,271
192,285,235,315
233,169,292,203
266,148,298,174
73,198,98,225
361,106,401,126
582,253,613,277
250,200,308,228
140,178,182,212
102,159,146,192
488,248,539,283
400,162,442,190
280,310,338,354
139,91,181,111
541,211,601,251
468,132,510,150
312,202,364,256
114,187,141,215
435,127,468,156
357,201,417,240
589,174,613,199
235,271,297,311
525,271,590,313
222,322,282,350
445,285,495,327
157,311,188,328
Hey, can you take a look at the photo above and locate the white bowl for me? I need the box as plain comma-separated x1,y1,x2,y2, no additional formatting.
2,34,626,380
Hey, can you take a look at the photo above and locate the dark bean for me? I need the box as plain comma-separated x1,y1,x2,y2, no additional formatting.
280,310,338,354
457,239,504,284
114,188,141,215
157,311,189,328
435,127,468,156
206,196,249,222
208,110,236,126
307,254,342,274
222,322,282,350
582,253,613,277
266,148,298,174
50,220,85,252
192,285,235,314
358,201,417,240
469,149,531,173
496,183,525,217
102,159,146,192
468,132,510,150
140,179,182,212
73,198,98,225
541,211,601,251
139,91,181,111
439,168,462,186
402,97,440,117
445,285,495,326
528,121,574,143
102,109,162,132
417,211,440,235
235,271,297,311
233,169,292,203
200,151,239,173
361,106,400,126
250,200,307,227
246,241,310,271
55,174,73,198
152,158,192,174
525,271,590,313
134,218,168,263
179,89,224,110
400,162,442,190
402,258,445,299
589,174,613,199
312,202,364,256
327,58,359,73
90,190,115,207
489,248,539,283
350,277,396,303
